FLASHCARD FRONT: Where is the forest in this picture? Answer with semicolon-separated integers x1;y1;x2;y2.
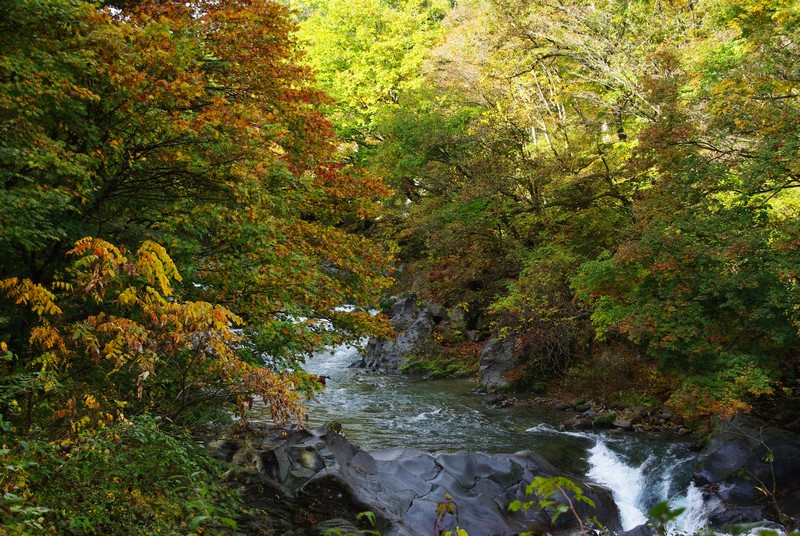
1;0;798;533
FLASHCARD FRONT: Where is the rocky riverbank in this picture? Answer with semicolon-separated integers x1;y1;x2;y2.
482;395;696;436
302;293;800;534
206;414;800;535
206;423;620;536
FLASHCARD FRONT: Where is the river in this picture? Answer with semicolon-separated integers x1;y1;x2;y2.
256;341;712;532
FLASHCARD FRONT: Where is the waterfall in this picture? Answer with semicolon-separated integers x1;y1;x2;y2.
587;440;650;529
585;436;711;533
671;482;715;535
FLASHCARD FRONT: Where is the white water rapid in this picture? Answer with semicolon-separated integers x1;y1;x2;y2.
585;437;711;532
587;440;650;528
521;424;712;533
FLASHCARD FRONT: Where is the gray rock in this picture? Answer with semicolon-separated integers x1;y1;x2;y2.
361;293;436;370
350;450;379;475
693;415;800;529
477;333;519;390
425;302;448;323
613;418;633;430
211;425;620;536
563;417;594;430
386;293;422;331
449;306;466;324
707;504;768;526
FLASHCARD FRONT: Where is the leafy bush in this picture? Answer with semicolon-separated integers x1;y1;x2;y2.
1;415;240;535
1;238;312;435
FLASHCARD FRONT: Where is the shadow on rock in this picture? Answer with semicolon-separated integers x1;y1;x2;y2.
206;423;620;535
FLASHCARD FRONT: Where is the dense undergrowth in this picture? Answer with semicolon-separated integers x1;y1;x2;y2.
1;415;240;535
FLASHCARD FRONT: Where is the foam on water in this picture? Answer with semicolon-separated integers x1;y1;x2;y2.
670;482;713;535
410;408;443;422
587;440;649;529
293;339;717;534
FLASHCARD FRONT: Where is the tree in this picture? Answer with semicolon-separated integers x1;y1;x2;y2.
355;0;800;417
572;0;800;417
1;238;314;430
360;0;679;379
0;0;393;373
293;0;450;147
1;0;396;531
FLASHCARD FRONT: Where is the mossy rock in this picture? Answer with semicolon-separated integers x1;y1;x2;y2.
593;412;617;428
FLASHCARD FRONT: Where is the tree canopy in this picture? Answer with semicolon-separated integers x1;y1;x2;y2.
1;0;393;421
2;0;800;530
294;0;800;419
1;0;392;530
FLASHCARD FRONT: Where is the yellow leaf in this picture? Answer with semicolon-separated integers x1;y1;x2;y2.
118;287;138;306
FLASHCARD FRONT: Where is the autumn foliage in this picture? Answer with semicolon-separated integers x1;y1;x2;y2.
1;0;392;419
1;0;391;531
297;0;800;420
3;238;315;432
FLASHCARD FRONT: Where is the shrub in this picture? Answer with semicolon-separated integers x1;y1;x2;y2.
1;415;240;535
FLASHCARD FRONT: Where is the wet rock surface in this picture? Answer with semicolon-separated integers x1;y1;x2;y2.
208;413;800;535
208;424;621;536
693;415;800;529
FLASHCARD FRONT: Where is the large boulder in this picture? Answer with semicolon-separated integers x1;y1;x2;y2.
208;424;620;536
359;293;436;370
692;415;800;529
478;332;522;391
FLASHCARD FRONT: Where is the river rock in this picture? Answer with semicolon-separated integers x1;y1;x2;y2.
208;424;621;535
477;332;521;390
358;293;435;370
613;418;633;430
692;415;800;529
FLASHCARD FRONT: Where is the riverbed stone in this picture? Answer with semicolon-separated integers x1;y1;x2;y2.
564;416;594;430
209;425;621;536
349;450;379;475
436;452;478;489
692;415;800;529
613;418;633;430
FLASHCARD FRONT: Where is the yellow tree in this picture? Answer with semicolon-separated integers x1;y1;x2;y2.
1;238;314;433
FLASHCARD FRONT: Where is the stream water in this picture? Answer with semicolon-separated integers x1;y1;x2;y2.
256;342;713;532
